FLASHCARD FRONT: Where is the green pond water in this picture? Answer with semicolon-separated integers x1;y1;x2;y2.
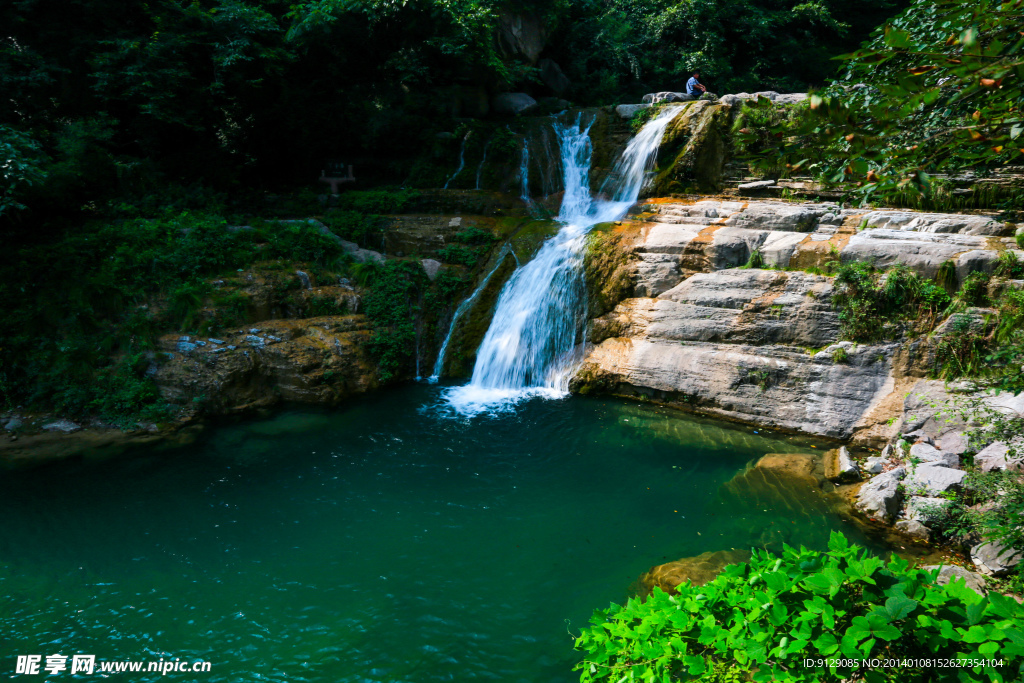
1;386;872;681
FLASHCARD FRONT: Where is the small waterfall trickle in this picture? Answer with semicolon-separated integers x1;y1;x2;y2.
475;140;490;190
443;132;470;190
428;244;514;383
443;106;683;415
519;140;533;208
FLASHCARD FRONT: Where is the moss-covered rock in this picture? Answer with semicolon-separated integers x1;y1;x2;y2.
649;101;732;195
582;222;638;319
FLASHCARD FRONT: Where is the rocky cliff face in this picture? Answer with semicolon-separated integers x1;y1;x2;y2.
573;197;1020;439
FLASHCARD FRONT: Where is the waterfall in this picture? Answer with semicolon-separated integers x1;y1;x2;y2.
475;140;490;190
443;106;683;415
443;132;470;190
519;139;533;208
428;244;514;382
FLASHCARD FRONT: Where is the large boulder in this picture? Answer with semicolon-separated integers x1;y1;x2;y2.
642;91;695;104
615;103;650;120
855;467;905;523
639;549;751;596
894;519;930;540
903;464;967;496
825;446;859;483
923;564;988;595
908;442;959;468
974;441;1023;472
495;12;547;64
491;92;538;116
971;541;1024;576
907;496;951;521
538;58;571;95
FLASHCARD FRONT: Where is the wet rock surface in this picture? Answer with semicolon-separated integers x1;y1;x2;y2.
639;549;751;596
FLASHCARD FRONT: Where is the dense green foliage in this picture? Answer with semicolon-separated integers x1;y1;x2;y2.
0;0;907;234
831;262;950;341
575;533;1024;682
0;212;355;422
760;0;1024;207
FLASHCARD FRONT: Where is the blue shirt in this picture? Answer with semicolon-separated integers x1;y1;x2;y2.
686;76;701;95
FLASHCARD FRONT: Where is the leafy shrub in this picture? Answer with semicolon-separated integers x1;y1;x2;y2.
322;210;383;246
363;260;428;382
832;263;950;341
437;244;481;267
575;533;1023;683
831;346;848;363
994;251;1024;280
936;314;989;380
743;249;765;269
453;226;495;246
333;189;418;214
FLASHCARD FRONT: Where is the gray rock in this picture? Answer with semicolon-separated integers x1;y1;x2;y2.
856;468;905;523
208;338;225;345
907;496;951;521
723;201;822;232
826;446;860;483
843;229;989;279
864;456;885;474
861;210;1009;236
538;58;571;95
955;249;1001;283
752;91;780;100
245;335;266;348
421;259;442;282
4;417;23;431
179;335;191;342
583;268;893;438
176;341;198;354
737;180;776;190
495;11;547;64
909;442;959;468
492;92;538;116
923;565;988;595
904;464;967;496
974;441;1023;472
971;541;1023;576
937;431;969;455
719;94;745;107
895;519;931;540
615;103;651;120
338;238;385;265
642;92;695;104
42;419;82;433
774;93;809;104
296;271;312;290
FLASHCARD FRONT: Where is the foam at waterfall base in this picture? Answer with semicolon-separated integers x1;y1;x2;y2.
441;384;570;417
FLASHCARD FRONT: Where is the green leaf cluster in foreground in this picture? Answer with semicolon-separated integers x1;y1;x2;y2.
575;533;1023;682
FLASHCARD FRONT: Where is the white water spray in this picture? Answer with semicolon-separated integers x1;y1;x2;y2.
443;106;683;415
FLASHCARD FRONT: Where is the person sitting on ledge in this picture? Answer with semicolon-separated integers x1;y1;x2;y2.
686;71;706;97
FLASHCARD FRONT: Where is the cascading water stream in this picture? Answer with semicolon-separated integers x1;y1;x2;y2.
475;140;490;190
519;139;533;209
443;106;683;415
428;244;514;382
443;132;470;190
